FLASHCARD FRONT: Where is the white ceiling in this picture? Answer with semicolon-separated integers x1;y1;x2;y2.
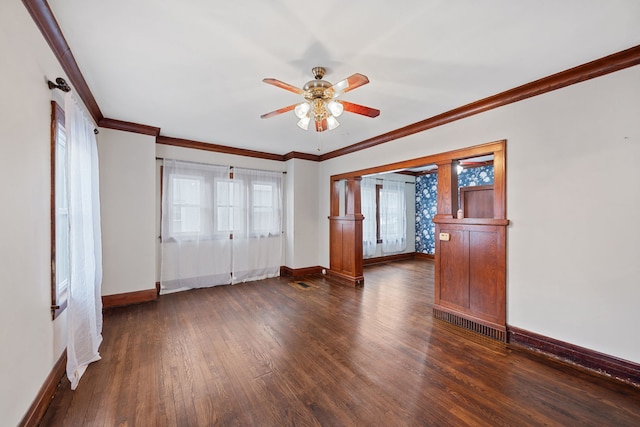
49;0;640;156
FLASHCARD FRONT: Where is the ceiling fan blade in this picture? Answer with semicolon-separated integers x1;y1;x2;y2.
262;78;304;95
315;118;328;132
341;101;380;118
260;104;297;119
331;73;369;96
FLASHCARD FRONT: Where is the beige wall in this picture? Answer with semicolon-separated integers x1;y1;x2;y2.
318;65;640;364
0;2;73;424
98;128;156;296
285;158;320;268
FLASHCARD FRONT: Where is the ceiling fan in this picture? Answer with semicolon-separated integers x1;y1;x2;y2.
260;66;380;132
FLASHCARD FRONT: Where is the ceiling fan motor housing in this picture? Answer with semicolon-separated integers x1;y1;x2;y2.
303;66;334;100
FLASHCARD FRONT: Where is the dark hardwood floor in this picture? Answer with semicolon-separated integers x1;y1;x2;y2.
41;259;640;426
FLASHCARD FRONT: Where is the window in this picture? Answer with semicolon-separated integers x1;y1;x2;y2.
215;179;244;234
361;177;407;256
379;180;407;253
171;175;204;235
162;163;282;241
252;182;277;235
380;187;402;240
51;101;68;319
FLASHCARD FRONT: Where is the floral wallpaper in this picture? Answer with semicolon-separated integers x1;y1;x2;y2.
457;165;494;188
415;165;494;254
415;173;438;255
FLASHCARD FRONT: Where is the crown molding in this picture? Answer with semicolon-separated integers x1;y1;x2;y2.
23;0;103;124
283;151;322;162
99;118;161;136
320;44;640;161
157;136;285;162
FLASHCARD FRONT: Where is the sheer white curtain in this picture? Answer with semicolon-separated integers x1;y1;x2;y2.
361;177;377;258
160;162;283;292
380;179;407;254
160;160;231;293
64;93;103;390
232;168;282;283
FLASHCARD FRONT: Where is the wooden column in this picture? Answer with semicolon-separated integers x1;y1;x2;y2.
328;177;364;287
434;160;459;221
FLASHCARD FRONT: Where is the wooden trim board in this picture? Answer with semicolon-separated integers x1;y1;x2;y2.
509;326;640;387
102;289;157;309
18;350;67;427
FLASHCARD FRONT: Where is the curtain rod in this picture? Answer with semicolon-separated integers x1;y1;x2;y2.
155;157;286;173
49;77;99;134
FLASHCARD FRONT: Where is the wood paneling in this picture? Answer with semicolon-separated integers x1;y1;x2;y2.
328;177;364;287
460;185;494;218
437;229;468;308
328;216;364;287
469;230;501;323
39;260;640;425
430;141;507;335
434;223;507;328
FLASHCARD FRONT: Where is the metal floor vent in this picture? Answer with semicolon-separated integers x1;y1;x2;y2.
433;307;506;342
288;281;314;291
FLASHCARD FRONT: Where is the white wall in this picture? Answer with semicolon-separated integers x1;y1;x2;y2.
318;65;640;364
285;158;320;268
0;2;73;425
98;129;156;295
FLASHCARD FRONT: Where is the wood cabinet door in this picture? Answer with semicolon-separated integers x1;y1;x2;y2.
434;223;506;326
460;185;493;218
437;228;469;310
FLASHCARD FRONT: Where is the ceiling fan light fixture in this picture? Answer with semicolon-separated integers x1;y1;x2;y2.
326;115;340;130
327;100;344;117
261;67;379;133
297;115;311;130
294;102;310;119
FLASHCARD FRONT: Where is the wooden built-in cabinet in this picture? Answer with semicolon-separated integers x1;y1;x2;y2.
432;144;508;341
433;219;508;338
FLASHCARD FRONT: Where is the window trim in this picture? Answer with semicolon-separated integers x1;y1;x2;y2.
51;101;67;320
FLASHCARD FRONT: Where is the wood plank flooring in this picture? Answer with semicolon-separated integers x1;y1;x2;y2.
41;259;640;426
